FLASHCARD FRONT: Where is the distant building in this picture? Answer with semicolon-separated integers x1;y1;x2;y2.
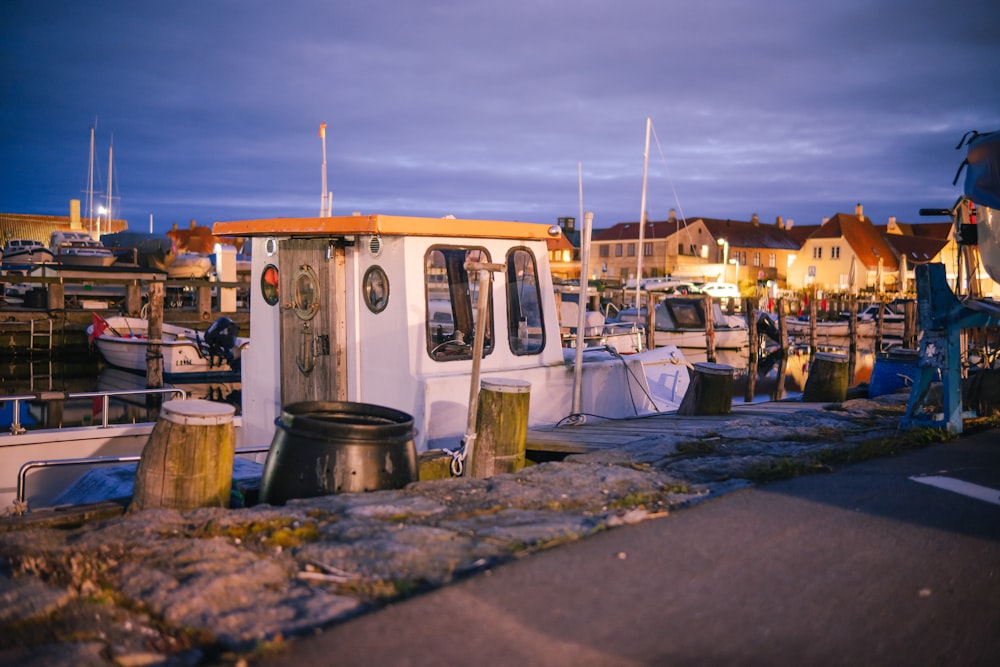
0;200;127;248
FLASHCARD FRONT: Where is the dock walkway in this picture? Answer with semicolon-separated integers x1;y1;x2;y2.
526;401;834;454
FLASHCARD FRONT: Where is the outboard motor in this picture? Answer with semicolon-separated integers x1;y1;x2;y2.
201;316;241;370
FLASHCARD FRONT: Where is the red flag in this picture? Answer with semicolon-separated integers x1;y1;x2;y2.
89;312;108;342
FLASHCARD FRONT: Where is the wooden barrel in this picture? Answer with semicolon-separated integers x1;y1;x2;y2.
130;399;236;512
469;378;531;478
677;362;734;416
803;352;849;402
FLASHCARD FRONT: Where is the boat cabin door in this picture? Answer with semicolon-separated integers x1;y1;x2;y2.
278;238;348;405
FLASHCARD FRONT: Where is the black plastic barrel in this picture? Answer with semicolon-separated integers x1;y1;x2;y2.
260;401;418;505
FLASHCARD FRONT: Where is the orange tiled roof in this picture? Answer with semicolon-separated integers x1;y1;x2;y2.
813;212;900;272
167;221;243;253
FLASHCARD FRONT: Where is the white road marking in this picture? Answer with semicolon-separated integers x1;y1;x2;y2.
910;475;1000;507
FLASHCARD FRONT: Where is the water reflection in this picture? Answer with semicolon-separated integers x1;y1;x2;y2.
1;359;240;432
682;337;877;403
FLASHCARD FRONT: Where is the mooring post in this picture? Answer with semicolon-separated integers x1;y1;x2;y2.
469;378;530;478
803;352;849;402
131;399;236;511
677;362;734;416
744;306;758;402
704;294;716;363
146;282;164;390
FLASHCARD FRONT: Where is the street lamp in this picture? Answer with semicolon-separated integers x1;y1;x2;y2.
716;238;729;281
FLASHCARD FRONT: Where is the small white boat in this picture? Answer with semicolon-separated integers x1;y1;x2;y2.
86;315;248;381
618;297;752;350
49;230;117;267
785;316;876;339
167;252;213;278
1;239;55;265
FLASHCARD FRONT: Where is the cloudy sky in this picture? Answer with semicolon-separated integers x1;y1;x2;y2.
3;1;999;235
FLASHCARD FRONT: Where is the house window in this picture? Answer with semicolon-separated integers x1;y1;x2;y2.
677;243;685;255
598;245;609;258
752;252;761;267
831;246;841;259
813;246;823;260
627;243;636;257
768;253;776;268
644;242;653;257
739;250;747;264
615;244;623;257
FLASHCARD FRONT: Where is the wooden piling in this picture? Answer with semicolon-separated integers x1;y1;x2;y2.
645;296;657;351
808;297;818;356
903;300;918;349
704;294;717;364
469;378;530;478
678;362;734;415
873;299;885;351
772;297;790;401
847;296;858;380
802;352;849;403
130;399;236;511
146;282;164;390
744;307;758;403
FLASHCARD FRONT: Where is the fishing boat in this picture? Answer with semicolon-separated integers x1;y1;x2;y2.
1;212;690;511
1;239;55;266
49;230;117;267
558;300;644;354
86;315;247;382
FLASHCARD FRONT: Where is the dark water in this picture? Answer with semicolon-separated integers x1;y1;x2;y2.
0;352;241;432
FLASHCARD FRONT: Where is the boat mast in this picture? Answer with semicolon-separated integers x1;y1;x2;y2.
634;117;651;309
103;137;114;239
87;126;96;235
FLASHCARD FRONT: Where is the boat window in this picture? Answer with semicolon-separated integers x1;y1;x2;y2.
506;247;544;355
425;246;494;362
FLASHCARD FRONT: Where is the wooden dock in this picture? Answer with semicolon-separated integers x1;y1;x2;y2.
526;401;831;454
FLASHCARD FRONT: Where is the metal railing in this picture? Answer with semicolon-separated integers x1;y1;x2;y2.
2;387;187;435
16;445;270;505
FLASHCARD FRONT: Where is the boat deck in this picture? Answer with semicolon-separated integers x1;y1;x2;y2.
526;401;831;454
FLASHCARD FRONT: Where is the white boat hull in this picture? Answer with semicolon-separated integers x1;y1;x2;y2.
88;316;246;380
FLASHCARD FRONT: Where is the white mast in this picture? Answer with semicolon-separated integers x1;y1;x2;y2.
86;125;96;235
103;137;113;239
634;117;651;309
319;123;330;217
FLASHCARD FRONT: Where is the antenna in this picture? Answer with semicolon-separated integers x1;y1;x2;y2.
319;123;330;217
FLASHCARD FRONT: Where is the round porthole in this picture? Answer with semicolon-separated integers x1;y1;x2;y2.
260;264;280;306
265;237;278;256
292;264;320;320
363;265;389;313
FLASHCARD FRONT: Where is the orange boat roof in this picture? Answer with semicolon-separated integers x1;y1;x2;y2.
213;214;560;241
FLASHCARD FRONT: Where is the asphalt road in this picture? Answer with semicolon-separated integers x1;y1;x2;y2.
256;428;1000;667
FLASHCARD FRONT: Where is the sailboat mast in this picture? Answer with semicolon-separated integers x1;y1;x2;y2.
634;117;651;309
87;126;95;235
103;138;113;239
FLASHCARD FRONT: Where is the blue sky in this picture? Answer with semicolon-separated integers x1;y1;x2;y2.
2;0;999;235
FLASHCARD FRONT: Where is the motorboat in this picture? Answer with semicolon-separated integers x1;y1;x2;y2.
1;239;55;265
86;314;247;382
49;230;117;267
167;252;213;278
558;300;644;354
617;296;753;350
100;230;177;271
784;315;876;339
